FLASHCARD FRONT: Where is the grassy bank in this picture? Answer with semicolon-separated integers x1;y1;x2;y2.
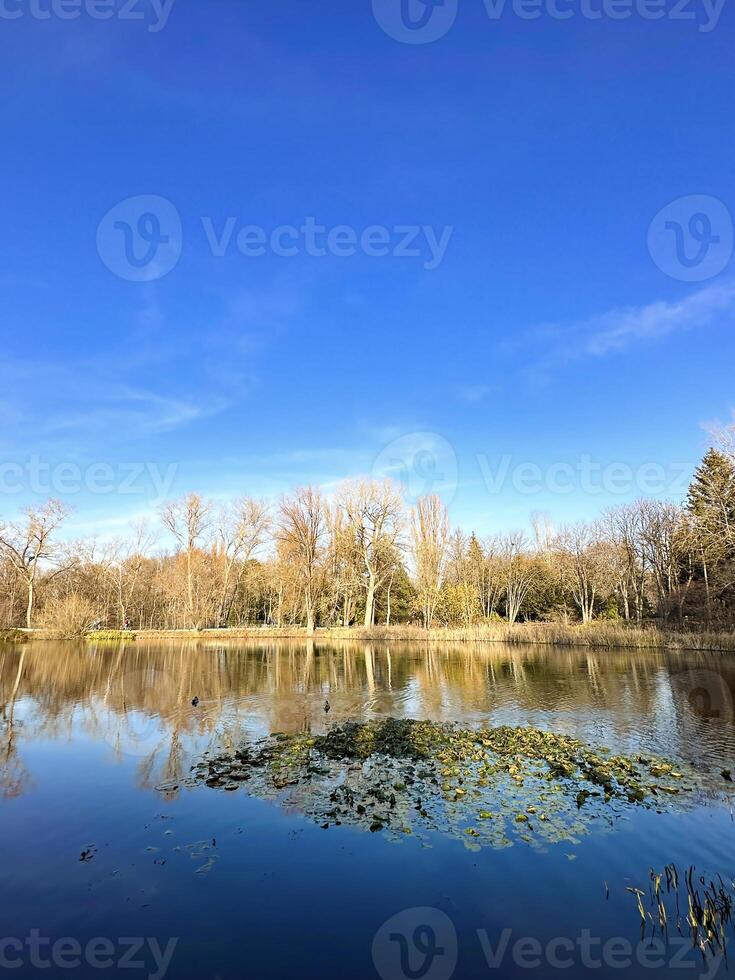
85;630;138;642
8;622;735;651
0;629;29;643
69;622;735;652
312;623;735;652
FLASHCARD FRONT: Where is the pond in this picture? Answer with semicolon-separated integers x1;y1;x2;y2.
1;639;734;979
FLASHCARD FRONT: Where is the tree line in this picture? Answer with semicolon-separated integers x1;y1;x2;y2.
1;442;734;634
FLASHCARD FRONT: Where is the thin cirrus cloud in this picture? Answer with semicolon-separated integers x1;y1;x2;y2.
457;384;495;403
0;359;226;451
584;280;735;356
518;279;735;383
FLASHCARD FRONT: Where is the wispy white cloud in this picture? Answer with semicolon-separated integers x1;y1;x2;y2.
39;385;221;438
516;279;735;384
457;383;495;403
0;358;227;454
584;281;735;356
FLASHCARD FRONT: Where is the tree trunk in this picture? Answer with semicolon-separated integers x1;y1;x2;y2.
25;575;34;629
218;560;233;627
305;589;315;635
702;554;711;628
186;547;195;628
364;574;376;628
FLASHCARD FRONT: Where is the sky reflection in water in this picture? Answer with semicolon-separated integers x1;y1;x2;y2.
1;640;735;980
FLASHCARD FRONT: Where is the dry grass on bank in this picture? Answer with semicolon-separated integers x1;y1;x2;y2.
72;621;735;653
305;623;735;652
8;622;735;652
0;629;28;642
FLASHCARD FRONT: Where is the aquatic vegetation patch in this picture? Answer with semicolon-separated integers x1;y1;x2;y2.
183;719;713;850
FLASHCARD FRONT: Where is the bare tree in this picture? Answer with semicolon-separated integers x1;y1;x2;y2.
326;504;363;627
161;494;211;628
481;535;506;619
276;487;326;635
499;533;536;625
103;522;158;628
556;522;613;624
531;511;555;555
4;441;735;632
411;495;450;627
215;498;270;626
602;504;647;623
638;500;688;624
0;500;73;628
337;479;404;627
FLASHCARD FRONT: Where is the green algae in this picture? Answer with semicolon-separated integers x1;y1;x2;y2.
189;718;711;850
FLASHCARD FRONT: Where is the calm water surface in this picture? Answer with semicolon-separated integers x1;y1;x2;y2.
2;639;735;979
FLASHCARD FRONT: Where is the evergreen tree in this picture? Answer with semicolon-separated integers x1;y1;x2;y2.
686;448;735;624
687;448;735;542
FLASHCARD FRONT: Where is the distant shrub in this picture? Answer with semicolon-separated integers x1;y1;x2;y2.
40;594;98;637
0;629;27;642
598;601;620;621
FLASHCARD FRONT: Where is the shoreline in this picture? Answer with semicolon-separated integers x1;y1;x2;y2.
6;622;735;653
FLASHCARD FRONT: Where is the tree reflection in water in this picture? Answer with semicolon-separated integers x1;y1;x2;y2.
1;639;734;798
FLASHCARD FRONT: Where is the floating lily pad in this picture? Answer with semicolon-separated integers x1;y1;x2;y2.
188;718;712;850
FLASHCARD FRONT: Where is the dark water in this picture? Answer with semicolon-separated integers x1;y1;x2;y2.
2;639;735;979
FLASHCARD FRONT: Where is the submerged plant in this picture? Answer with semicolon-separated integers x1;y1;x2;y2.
627;863;735;962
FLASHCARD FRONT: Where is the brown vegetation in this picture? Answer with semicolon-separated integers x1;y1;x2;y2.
1;441;734;641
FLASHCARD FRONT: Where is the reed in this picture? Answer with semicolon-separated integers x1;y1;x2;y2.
12;620;735;652
121;622;735;653
85;630;138;641
0;629;27;643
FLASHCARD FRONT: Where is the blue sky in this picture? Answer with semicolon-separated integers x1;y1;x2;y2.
1;0;734;539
